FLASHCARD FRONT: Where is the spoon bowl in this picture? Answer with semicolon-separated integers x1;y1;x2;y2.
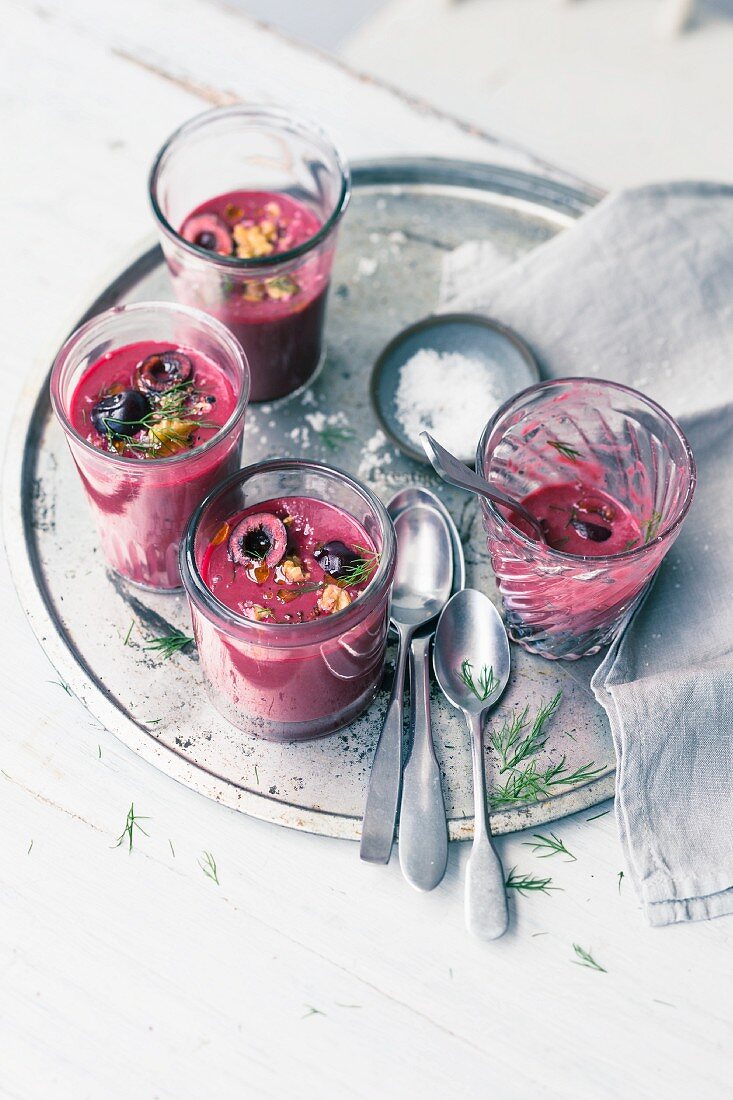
433;589;511;713
391;505;454;626
433;589;511;941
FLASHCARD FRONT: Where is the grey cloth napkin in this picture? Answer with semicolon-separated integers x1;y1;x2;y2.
441;181;733;926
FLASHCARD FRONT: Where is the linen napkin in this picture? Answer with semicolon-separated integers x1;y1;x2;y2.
441;181;733;925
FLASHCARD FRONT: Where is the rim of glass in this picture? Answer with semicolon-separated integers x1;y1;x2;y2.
148;104;352;270
50;301;250;468
476;375;697;563
181;458;396;642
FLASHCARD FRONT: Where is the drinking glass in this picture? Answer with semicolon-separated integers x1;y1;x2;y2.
149;105;350;402
180;460;396;741
476;377;696;659
50;301;250;591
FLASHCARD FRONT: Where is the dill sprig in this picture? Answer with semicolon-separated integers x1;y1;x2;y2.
492;691;561;773
113;802;149;852
617;871;624;893
336;546;380;587
144;630;194;659
314;425;355;451
643;509;663;543
123;620;135;646
505;868;559;895
199;851;219;885
491;756;605;808
548;439;582;461
523;832;576;861
459;660;500;702
572;944;607;972
99;381;218;457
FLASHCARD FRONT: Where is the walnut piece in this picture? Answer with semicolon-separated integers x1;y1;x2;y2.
233;221;277;259
318;583;352;614
281;557;307;583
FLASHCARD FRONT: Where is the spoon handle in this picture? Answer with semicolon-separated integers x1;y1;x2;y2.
464;710;509;941
360;625;410;864
420;431;545;541
398;634;448;891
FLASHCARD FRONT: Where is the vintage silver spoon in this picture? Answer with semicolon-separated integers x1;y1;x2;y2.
360;503;454;867
433;589;511;940
420;430;546;543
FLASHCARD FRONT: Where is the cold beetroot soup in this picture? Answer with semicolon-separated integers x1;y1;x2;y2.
180;462;396;742
51;302;249;591
176;190;328;402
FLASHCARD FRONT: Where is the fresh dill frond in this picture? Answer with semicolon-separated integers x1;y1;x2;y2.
491;756;605;808
494;692;561;773
505;868;559;895
586;808;612;822
617;871;624;893
113;802;149;852
572;944;607;972
459;660;500;702
144;630;194;659
643;509;663;543
314;425;355;451
548;439;582;461
47;679;72;696
337;547;380;587
199;850;219;885
523;832;576;861
123;620;135;646
302;1005;326;1019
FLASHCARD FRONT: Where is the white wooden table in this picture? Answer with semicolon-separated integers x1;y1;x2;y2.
2;3;731;1097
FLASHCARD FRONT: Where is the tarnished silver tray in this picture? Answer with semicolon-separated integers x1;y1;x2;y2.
4;158;614;839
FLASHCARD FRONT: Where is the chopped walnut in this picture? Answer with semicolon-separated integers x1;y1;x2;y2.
241;280;266;302
266;275;299;301
233;220;278;259
243;604;271;622
150;418;197;456
318;583;352;614
281;556;307;583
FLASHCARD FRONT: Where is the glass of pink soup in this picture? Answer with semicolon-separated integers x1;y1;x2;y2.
180;461;396;741
51;301;250;591
149;105;350;403
476;378;695;660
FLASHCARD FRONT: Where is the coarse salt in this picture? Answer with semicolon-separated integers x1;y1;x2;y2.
394;348;502;462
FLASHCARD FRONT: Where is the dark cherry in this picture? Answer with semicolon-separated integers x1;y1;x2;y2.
91;389;151;439
180;212;233;256
314;539;359;579
135;349;193;394
570;517;613;542
228;513;288;568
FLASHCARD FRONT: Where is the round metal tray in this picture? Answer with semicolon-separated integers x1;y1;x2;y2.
4;158;614;840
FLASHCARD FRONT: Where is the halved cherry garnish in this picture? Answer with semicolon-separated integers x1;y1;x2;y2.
228;513;288;568
135;350;193;395
180;212;233;256
313;540;359;580
570;517;613;542
91;389;150;439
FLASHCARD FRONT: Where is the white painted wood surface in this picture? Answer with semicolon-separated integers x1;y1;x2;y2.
1;2;731;1097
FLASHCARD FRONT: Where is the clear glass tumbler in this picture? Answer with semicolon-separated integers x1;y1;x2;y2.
476;378;696;659
149;105;350;403
180;460;396;741
51;301;250;591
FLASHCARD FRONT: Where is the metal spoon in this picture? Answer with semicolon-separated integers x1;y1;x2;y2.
420;431;546;543
433;589;511;940
386;486;466;596
360;503;454;867
387;493;460;891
